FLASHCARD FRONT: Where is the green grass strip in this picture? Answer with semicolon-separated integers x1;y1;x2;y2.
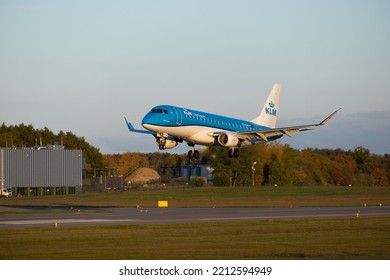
1;217;389;260
1;186;390;208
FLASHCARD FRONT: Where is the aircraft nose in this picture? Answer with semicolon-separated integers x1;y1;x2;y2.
141;117;150;131
141;114;150;125
141;114;154;127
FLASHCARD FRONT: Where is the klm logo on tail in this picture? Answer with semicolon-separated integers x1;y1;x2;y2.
265;101;277;116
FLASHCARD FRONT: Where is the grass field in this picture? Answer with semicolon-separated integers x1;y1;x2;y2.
1;218;389;260
1;186;389;260
1;185;389;208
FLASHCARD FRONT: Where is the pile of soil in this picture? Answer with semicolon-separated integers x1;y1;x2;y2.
126;168;161;185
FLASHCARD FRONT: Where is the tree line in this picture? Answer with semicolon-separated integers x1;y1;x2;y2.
206;144;389;187
2;123;388;186
103;144;389;187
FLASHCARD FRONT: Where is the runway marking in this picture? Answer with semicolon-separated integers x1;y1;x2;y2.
1;206;389;228
0;219;138;225
199;212;390;221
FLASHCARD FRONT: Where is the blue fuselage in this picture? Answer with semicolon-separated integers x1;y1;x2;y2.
141;105;281;146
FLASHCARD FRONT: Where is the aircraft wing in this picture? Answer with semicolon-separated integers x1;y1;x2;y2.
236;108;341;142
124;117;155;135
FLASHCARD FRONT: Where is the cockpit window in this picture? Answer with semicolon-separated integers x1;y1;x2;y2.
151;108;169;114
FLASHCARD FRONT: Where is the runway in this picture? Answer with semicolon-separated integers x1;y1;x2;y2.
1;206;390;229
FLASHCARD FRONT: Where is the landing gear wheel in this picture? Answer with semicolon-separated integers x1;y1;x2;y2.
187;149;200;159
228;149;240;158
157;137;166;150
193;150;200;159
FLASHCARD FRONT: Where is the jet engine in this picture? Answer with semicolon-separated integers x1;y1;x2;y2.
217;133;239;147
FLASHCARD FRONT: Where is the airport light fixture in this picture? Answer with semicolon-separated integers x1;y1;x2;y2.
251;161;257;186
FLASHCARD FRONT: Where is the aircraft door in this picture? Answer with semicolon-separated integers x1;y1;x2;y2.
174;107;182;125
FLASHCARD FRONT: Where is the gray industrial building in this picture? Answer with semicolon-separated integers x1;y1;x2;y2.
0;146;83;196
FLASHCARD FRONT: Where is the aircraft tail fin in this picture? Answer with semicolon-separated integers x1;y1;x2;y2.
251;83;281;128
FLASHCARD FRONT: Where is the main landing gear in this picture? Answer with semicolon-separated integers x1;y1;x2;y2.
228;148;240;158
187;146;200;159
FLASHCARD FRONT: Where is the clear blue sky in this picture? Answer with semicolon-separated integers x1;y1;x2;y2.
1;0;389;154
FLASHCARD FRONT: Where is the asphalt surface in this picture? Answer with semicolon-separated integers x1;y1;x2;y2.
1;206;390;229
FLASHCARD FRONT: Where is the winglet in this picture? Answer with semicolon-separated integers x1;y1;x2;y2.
124;116;133;131
124;116;139;132
124;116;154;134
318;108;341;126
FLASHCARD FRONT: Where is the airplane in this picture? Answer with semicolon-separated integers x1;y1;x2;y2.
125;84;341;159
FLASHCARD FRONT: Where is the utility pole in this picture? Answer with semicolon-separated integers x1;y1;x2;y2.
251;161;257;187
1;149;4;191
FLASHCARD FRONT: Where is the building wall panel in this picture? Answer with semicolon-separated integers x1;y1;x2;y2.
1;149;82;189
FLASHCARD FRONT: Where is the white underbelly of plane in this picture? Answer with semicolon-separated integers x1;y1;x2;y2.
143;124;219;145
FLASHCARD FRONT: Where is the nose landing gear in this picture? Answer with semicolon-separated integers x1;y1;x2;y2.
157;137;166;150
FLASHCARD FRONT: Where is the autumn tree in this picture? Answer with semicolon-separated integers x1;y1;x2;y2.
328;154;356;186
103;153;149;176
372;167;389;186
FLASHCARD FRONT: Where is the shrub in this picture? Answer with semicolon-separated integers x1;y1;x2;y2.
190;176;207;187
212;172;231;187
